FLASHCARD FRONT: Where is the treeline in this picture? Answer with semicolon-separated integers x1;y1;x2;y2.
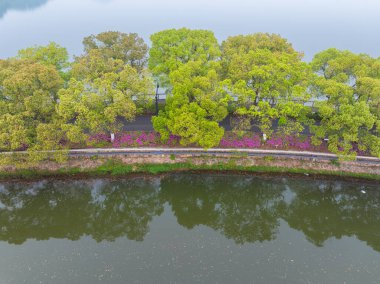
0;28;379;160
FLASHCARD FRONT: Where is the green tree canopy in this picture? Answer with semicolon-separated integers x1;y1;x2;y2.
82;31;148;72
221;33;298;78
72;31;149;81
221;34;312;137
58;65;154;144
311;49;380;157
62;31;154;143
153;61;229;148
71;49;125;81
150;28;228;148
17;42;70;79
0;59;63;151
149;28;221;88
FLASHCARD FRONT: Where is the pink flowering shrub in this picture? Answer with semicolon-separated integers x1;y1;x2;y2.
113;132;159;147
113;132;161;147
266;135;322;151
85;131;368;155
284;136;313;150
219;133;329;152
219;133;261;148
87;131;181;148
266;137;283;148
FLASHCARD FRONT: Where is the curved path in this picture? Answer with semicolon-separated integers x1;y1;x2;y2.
67;147;380;164
2;147;379;164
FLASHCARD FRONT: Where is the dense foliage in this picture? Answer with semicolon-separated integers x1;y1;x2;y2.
221;34;313;138
0;29;379;160
0;59;63;150
310;48;380;157
150;28;228;148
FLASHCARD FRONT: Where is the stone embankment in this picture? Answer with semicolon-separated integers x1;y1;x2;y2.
2;148;377;178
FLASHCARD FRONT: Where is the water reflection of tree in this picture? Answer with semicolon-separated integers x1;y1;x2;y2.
89;178;163;241
283;180;380;251
0;178;163;244
161;174;287;244
0;175;379;252
0;0;49;19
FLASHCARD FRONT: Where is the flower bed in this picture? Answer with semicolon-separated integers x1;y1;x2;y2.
82;131;374;156
87;131;181;148
219;132;328;152
85;131;334;152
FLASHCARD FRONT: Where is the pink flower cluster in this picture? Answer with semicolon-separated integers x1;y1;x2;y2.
219;134;261;148
86;131;369;155
88;132;182;148
219;133;324;151
113;132;159;147
265;136;320;151
166;134;181;146
283;136;313;150
266;137;283;148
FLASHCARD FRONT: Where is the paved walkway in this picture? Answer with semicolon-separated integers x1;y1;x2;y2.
67;147;380;164
3;147;379;164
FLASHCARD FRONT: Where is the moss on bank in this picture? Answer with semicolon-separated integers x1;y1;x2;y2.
0;160;378;182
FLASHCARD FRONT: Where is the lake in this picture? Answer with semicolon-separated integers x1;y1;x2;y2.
0;173;379;283
1;0;380;61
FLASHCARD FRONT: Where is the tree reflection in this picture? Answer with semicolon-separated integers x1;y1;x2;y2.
161;174;287;244
0;177;163;244
0;0;49;19
0;174;379;252
283;180;380;251
88;178;163;242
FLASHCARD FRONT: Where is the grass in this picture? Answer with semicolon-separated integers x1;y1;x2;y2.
96;160;133;176
263;156;274;161
329;159;341;167
0;160;378;181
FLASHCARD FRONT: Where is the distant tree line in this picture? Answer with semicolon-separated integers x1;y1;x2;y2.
0;29;379;160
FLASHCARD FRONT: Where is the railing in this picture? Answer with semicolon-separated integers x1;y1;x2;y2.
137;93;320;107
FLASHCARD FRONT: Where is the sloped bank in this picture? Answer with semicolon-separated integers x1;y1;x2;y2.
0;149;379;181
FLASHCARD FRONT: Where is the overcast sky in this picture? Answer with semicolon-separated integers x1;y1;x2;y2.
1;0;379;61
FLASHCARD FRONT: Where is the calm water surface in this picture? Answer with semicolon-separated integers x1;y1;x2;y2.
0;173;379;283
1;0;380;60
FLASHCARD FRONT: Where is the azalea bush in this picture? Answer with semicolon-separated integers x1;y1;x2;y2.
219;133;261;148
219;133;323;151
87;131;181;148
83;130;371;156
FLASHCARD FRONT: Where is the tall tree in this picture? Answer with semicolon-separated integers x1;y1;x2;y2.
63;32;154;143
311;49;380;157
58;66;153;144
0;59;63;151
221;34;312;138
153;61;230;148
150;29;228;148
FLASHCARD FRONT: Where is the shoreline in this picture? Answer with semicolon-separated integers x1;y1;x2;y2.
0;158;379;183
